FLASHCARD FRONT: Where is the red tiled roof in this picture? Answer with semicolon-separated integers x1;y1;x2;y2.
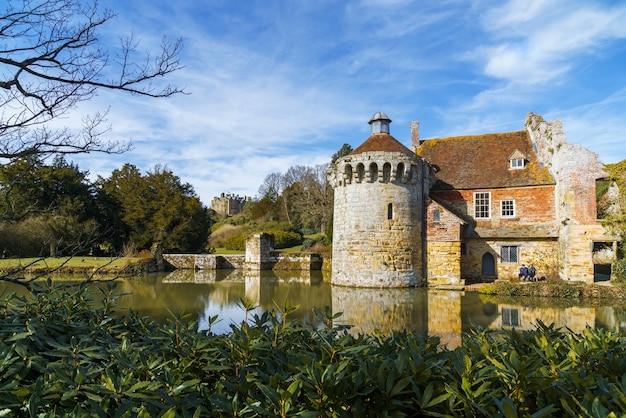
416;130;554;190
350;133;414;156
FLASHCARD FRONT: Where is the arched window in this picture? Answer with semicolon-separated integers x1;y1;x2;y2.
481;253;496;276
344;164;353;184
368;162;378;183
387;203;393;220
396;163;405;183
382;162;391;182
355;163;365;183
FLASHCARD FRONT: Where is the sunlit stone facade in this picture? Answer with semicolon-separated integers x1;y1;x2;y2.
328;113;430;287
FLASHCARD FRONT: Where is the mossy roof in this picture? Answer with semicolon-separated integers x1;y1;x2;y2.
416;130;555;190
350;133;415;156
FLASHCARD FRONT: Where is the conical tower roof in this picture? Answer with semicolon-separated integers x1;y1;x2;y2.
350;112;414;156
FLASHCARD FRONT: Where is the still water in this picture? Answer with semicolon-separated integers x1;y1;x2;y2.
2;269;625;348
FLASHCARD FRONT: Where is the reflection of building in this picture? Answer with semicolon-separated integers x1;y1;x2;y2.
328;112;619;287
211;193;249;216
492;304;596;333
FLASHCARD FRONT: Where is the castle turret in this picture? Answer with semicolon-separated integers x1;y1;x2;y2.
327;112;428;287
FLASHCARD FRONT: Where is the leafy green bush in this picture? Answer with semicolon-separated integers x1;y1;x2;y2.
301;234;330;251
2;282;626;417
265;230;302;249
614;257;626;284
301;238;316;251
223;233;246;251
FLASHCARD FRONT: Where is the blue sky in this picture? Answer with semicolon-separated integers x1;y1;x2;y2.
67;0;626;205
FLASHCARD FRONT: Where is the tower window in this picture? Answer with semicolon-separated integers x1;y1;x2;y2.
387;203;393;220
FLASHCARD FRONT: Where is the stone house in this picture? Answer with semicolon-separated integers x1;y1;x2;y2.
328;112;618;287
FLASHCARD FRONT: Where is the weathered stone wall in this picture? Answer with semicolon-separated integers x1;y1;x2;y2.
462;239;558;281
560;224;610;282
162;254;245;270
526;113;616;282
426;241;462;285
425;199;463;284
329;151;427;287
245;233;274;270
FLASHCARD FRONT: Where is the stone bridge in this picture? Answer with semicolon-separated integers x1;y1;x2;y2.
160;233;322;271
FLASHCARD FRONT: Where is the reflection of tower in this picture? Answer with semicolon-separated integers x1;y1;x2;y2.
328;112;428;287
427;291;462;349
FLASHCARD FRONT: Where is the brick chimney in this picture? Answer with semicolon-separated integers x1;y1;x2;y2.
410;120;420;149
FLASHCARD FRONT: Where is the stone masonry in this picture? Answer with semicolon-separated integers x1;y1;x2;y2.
328;112;431;287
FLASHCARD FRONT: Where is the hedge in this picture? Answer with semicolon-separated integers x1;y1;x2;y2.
1;281;625;416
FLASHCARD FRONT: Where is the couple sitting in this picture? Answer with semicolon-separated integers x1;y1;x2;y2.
519;264;536;281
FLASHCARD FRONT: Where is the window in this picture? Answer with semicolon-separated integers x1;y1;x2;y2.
474;192;491;219
433;209;440;222
387;203;393;220
501;199;515;218
502;308;520;326
501;245;519;263
510;158;525;169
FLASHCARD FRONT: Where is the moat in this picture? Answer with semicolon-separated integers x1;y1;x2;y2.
2;269;624;348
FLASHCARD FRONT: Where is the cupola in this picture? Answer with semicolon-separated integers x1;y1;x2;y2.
368;111;391;134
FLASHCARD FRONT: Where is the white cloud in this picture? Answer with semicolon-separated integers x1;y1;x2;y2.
476;1;626;84
51;0;626;205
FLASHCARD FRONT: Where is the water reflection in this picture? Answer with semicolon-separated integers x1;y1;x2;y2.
1;269;624;348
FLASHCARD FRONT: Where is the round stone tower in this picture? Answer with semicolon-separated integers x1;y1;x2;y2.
328;112;428;287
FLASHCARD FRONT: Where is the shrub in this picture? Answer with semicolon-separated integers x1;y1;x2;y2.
614;257;626;284
223;233;246;251
209;224;251;248
2;283;626;417
301;238;315;251
301;235;330;252
266;230;302;249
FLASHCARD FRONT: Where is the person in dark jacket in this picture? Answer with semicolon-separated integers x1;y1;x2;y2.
528;264;536;282
519;264;529;281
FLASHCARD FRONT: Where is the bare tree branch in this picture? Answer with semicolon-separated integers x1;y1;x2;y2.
0;0;184;160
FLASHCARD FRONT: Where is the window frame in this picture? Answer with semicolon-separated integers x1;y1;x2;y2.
474;192;491;219
510;158;525;169
500;245;519;263
501;199;515;218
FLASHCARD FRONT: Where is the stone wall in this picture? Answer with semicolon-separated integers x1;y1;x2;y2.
526;113;616;282
462;239;558;281
329;151;427;287
245;233;274;270
426;241;462;285
162;254;245;270
425;199;463;284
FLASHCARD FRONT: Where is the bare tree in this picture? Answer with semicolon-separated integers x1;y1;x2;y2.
0;0;184;160
258;172;283;201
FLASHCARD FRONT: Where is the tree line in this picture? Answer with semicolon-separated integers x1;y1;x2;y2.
0;156;210;257
209;144;353;252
